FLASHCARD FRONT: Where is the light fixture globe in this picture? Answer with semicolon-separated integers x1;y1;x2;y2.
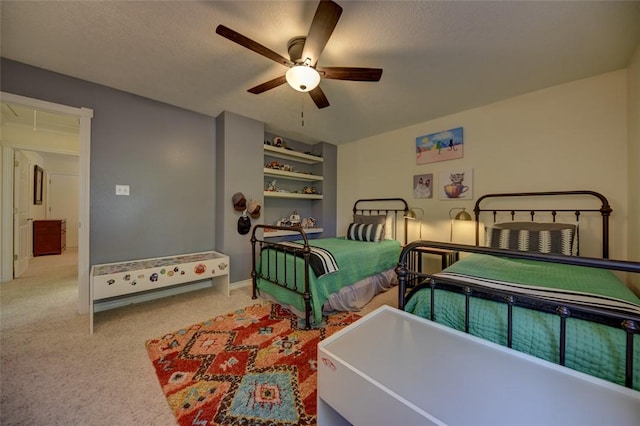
285;64;321;92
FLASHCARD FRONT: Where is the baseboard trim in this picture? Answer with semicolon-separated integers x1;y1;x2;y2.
93;278;252;313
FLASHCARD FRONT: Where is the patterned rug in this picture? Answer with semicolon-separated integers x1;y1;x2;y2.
145;301;360;425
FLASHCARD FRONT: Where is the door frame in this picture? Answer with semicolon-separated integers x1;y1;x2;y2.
0;92;93;314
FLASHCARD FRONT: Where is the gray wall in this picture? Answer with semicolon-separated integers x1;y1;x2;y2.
318;142;337;237
1;59;217;265
215;111;264;282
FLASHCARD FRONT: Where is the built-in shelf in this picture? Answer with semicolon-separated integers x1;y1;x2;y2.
263;228;324;238
264;168;323;182
264;191;323;200
264;145;323;164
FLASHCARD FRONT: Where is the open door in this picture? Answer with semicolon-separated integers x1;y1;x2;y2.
13;150;31;277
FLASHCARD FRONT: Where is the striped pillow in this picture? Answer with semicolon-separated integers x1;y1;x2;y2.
346;223;384;242
484;226;575;256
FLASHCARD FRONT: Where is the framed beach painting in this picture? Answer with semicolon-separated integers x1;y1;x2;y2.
439;168;473;200
416;127;463;165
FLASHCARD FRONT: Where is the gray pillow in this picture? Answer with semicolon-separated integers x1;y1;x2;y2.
485;224;576;256
353;214;386;226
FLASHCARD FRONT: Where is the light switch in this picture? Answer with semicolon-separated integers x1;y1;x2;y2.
115;185;130;196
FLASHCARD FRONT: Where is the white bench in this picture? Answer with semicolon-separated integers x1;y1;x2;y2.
318;306;640;426
90;250;229;334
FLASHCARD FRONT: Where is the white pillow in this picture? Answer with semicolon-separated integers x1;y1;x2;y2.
384;214;395;240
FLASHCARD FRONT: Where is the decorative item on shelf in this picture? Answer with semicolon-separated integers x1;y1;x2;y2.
266;180;277;191
289;211;301;225
404;207;425;239
273;136;286;148
449;207;472;242
303;186;318;194
304;150;322;158
265;161;296;172
301;217;317;229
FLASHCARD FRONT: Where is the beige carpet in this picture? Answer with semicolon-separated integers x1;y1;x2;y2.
0;249;396;425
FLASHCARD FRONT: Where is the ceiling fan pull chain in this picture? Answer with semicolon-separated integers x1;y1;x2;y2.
301;96;305;127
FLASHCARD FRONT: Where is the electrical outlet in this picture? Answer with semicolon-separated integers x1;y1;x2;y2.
115;185;130;196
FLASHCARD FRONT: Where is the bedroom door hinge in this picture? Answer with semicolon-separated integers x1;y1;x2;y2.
14;160;19;167
14;254;18;261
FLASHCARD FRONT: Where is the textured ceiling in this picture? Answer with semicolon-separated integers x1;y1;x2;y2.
1;1;639;145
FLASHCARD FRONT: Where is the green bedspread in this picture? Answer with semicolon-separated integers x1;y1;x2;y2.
257;237;401;324
404;254;640;389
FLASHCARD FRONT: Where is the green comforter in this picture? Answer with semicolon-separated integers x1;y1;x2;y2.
257;237;401;324
405;254;640;389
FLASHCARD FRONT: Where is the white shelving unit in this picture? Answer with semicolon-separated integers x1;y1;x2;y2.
263;167;323;182
264;144;323;164
264;191;323;200
263;144;325;235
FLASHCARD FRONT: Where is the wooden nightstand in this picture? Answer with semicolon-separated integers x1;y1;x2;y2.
410;246;459;272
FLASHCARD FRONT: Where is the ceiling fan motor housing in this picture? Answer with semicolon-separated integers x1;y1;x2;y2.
287;37;306;62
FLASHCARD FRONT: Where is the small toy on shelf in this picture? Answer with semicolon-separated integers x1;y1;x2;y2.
289;211;301;225
301;217;317;229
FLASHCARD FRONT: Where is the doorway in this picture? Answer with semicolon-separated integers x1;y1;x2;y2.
0;92;93;314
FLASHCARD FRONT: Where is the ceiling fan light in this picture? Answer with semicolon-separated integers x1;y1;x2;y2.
285;65;320;92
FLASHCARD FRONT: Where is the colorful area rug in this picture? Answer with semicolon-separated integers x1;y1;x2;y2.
145;301;360;425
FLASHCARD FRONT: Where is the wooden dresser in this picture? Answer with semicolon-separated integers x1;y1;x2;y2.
33;219;66;256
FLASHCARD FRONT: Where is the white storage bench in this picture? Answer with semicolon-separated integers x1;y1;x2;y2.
318;306;640;426
90;250;229;334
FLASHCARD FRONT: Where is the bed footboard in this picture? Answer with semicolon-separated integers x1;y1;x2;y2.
396;241;640;389
250;224;313;327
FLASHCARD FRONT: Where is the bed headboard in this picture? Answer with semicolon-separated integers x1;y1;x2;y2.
352;198;410;245
473;190;612;258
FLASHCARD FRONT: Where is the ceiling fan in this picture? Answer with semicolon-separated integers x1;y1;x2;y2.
215;0;382;109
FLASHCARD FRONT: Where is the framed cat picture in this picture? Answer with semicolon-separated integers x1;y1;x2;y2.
439;168;473;200
413;173;433;199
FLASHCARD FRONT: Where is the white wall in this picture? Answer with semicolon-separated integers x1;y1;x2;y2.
44;153;79;247
18;150;47;221
2;123;79;154
338;70;629;262
627;44;640;288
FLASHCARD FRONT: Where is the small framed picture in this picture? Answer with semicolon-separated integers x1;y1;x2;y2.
439;168;473;200
34;165;44;205
413;173;433;199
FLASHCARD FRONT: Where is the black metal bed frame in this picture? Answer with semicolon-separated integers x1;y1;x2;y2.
473;190;613;257
251;198;409;329
396;190;640;388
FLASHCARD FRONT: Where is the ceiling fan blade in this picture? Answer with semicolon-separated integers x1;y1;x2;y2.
309;86;330;109
301;0;343;66
317;67;383;81
216;25;293;67
248;75;288;94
